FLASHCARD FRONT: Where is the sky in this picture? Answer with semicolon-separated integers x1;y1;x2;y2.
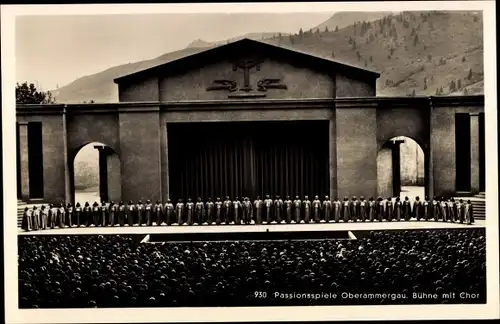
15;13;333;91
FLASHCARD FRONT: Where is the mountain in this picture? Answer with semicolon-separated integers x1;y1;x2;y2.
51;11;483;103
186;32;286;48
312;11;396;32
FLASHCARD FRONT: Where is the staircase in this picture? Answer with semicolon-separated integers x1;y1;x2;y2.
17;199;26;228
453;192;485;220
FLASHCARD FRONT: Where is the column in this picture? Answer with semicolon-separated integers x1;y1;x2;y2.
94;145;109;202
19;122;30;201
391;139;404;197
160;122;169;203
470;113;480;194
329;114;337;199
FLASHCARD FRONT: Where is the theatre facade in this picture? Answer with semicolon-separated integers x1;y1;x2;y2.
16;39;485;205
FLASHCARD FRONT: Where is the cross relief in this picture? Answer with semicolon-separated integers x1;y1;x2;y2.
206;59;287;95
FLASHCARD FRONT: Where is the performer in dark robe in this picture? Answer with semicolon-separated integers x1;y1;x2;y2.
333;197;341;223
108;201;117;227
243;197;252;225
74;203;82;227
439;198;448;222
322;196;332;223
58;203;66;228
341;197;351;222
164;199;174;225
214;198;223;225
137;201;145;226
284;196;293;224
264;195;273;224
118;201;126;226
274;195;284;224
350;196;359;222
233;197;243;224
223;197;232;224
376;197;385;222
186;198;195;225
144;200;153;226
66;203;74;227
206;198;215;225
447;198;455;223
100;202;108;227
402;197;411;221
293;196;302;223
91;202;100;226
154;201;163;226
127;201;136;226
195;197;204;225
303;196;312;223
432;197;440;221
358;196;367;222
385;197;393;221
40;205;48;230
175;199;185;225
422;197;430;221
22;207;31;231
466;200;474;224
253;196;263;225
457;199;464;223
312;196;321;223
413;196;422;221
394;197;402;221
368;197;376;222
83;202;91;227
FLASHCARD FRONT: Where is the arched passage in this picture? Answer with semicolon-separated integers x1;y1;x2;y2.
71;142;122;205
377;136;427;199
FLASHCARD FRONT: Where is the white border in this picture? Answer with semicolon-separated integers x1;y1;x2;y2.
2;2;498;323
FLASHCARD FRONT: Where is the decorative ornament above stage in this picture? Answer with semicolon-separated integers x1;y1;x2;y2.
206;59;287;98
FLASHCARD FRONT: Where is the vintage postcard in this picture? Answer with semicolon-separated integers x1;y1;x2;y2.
2;1;498;323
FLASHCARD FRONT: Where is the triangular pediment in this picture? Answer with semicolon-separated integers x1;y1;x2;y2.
115;39;380;102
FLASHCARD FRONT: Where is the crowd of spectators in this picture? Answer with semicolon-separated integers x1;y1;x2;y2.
18;228;486;308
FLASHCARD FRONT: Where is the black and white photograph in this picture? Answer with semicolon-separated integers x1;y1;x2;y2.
2;1;499;323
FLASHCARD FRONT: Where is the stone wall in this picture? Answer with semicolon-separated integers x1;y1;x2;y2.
159;58;335;101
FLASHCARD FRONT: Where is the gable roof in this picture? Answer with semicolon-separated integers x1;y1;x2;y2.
113;38;380;84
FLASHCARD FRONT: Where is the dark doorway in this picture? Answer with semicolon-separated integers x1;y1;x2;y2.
16;122;21;199
27;122;43;199
455;113;471;191
479;112;485;192
168;121;329;201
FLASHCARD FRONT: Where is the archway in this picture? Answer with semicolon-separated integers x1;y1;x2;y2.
377;136;426;200
71;142;122;205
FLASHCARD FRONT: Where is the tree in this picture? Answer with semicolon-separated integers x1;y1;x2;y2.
449;80;456;92
413;34;419;47
467;68;473;80
299;28;303;37
325;26;329;33
462;56;466;62
289;34;295;44
457;79;462;89
16;82;56;104
412;89;416;96
335;25;339;32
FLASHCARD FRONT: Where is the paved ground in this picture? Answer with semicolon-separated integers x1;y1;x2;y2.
18;219;485;235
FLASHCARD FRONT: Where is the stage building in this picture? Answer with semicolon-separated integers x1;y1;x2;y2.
15;39;485;205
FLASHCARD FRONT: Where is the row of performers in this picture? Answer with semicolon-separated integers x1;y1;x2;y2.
22;195;475;231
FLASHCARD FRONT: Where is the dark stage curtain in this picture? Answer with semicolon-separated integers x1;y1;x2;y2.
168;121;329;202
